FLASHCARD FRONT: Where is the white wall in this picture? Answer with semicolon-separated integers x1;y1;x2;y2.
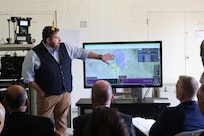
1;0;204;110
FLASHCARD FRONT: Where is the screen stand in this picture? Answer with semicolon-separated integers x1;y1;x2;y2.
131;88;143;100
112;88;116;95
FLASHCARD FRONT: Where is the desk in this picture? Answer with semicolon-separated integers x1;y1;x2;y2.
76;98;170;119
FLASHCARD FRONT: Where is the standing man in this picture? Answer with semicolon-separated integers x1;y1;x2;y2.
22;26;114;136
200;40;204;84
200;40;204;67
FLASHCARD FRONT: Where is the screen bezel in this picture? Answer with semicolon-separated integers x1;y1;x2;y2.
83;41;163;89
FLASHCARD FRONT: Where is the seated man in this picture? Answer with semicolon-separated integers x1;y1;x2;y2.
149;75;204;136
1;85;56;136
196;84;204;136
73;80;136;136
197;84;204;115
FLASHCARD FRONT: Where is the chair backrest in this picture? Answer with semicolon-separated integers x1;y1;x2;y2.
174;129;204;136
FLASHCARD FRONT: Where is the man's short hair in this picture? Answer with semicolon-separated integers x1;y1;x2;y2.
179;75;198;98
42;26;59;41
92;80;112;104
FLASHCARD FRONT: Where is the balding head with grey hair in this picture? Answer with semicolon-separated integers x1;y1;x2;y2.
91;80;114;108
5;85;28;113
176;75;198;102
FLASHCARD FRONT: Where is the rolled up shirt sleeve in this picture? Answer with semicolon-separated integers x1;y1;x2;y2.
64;43;90;61
22;50;40;84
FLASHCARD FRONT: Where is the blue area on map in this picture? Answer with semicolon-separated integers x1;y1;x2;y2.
112;49;125;68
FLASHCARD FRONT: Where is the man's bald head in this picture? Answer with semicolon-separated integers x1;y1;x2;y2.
91;80;114;107
5;85;28;112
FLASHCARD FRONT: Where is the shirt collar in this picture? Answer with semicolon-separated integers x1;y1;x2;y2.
95;105;110;108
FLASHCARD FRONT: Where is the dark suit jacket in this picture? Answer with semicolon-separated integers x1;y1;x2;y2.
149;101;204;136
73;111;136;136
1;112;56;136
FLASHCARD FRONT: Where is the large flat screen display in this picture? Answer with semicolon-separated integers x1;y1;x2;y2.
83;41;162;88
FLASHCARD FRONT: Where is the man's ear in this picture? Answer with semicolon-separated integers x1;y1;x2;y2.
111;94;114;101
178;90;185;100
91;95;95;107
46;37;51;43
24;99;29;107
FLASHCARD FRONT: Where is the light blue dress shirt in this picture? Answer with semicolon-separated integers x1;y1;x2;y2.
22;42;89;84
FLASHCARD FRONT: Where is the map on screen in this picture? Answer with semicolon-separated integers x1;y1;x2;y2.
85;49;158;78
83;41;162;88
